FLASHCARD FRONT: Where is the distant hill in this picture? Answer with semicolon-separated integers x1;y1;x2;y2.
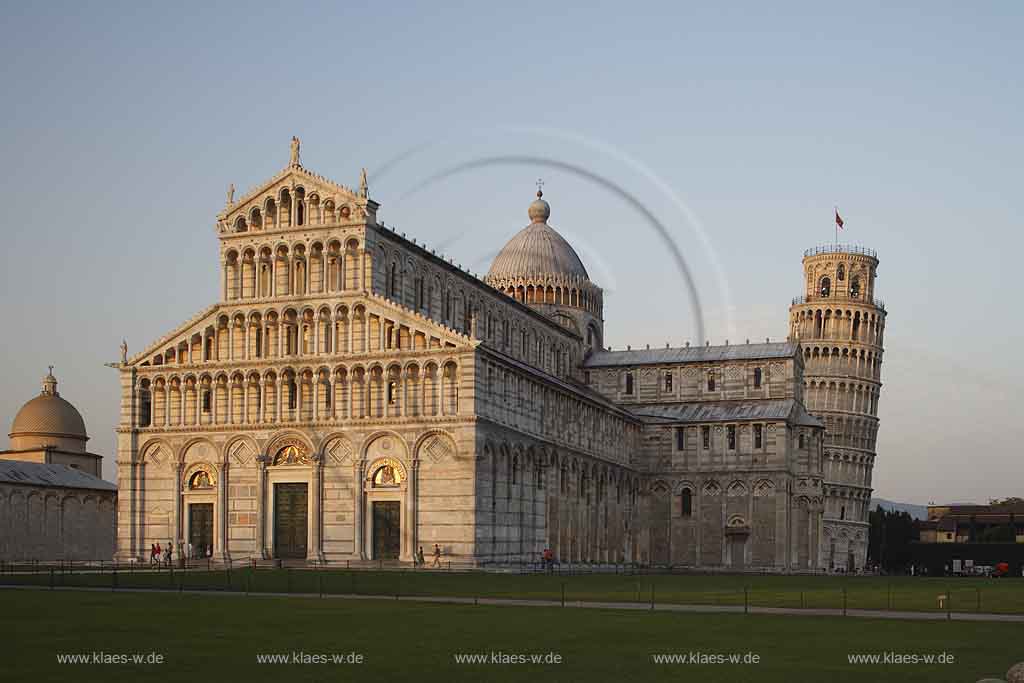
870;498;928;520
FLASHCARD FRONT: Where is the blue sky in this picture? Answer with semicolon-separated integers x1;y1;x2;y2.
0;2;1020;503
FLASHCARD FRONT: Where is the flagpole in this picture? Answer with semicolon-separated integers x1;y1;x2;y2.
834;205;839;246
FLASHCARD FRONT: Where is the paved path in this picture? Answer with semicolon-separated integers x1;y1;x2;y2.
4;583;1022;623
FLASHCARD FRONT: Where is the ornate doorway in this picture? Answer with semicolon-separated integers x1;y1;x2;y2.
274;483;308;559
372;501;401;560
188;503;213;558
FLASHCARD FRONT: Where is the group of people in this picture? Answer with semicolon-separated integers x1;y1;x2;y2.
149;542;172;567
412;544;443;568
148;542;213;567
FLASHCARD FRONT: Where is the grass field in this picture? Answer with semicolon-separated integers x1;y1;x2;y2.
2;589;1018;682
4;566;1023;614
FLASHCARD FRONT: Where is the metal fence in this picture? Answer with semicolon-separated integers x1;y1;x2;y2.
1;560;1020;618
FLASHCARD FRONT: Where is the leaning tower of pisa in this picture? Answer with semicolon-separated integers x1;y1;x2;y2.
788;244;886;571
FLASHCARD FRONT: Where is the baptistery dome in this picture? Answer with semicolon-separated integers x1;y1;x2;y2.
9;370;88;452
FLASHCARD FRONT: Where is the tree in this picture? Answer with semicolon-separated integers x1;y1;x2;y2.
868;506;917;572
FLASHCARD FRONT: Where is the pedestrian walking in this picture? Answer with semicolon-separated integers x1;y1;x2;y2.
416;546;425;568
431;544;441;568
165;541;173;567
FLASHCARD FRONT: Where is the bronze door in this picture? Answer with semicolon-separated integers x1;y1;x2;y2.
189;503;213;557
274;483;308;559
372;501;401;560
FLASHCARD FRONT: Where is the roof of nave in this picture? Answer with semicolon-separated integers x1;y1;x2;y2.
629;398;823;427
0;461;116;492
584;342;798;368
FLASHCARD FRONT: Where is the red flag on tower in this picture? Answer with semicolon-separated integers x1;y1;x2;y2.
835;208;844;229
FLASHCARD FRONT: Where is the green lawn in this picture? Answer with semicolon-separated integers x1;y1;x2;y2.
5;567;1023;614
1;589;1018;682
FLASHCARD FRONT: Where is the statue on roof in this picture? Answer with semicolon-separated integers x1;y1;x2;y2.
359;167;369;198
290;136;301;166
227;183;235;205
120;339;128;364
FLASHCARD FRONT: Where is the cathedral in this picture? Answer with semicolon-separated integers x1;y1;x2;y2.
115;140;885;570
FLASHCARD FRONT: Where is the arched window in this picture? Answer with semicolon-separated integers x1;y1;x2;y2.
850;276;861;297
837;264;845;281
819;276;831;297
681;489;692;517
753;367;762;388
706;371;716;392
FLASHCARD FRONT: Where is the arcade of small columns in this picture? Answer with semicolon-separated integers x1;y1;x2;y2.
486;273;604;318
822;480;873;522
219;229;587;380
477;439;642;563
134;357;461;430
789;306;886;349
223;238;366;302
225;184;363;235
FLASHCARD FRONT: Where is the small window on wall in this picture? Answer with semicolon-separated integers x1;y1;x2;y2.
837;264;845;281
584;371;591;385
727;425;736;450
754;424;763;449
664;373;673;391
840;505;846;520
675;427;685;451
702;426;710;449
798;433;806;449
706;371;715;392
819;276;831;297
681;489;692;517
624;372;634;395
202;390;212;413
850;276;861;297
387;381;398;405
753;367;762;388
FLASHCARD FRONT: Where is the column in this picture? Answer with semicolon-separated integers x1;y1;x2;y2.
219;461;230;563
310;454;324;562
410;459;420;563
255;455;269;559
173;462;183;559
354;461;366;559
313;380;320;421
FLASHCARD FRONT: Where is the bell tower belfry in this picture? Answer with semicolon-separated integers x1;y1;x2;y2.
788;244;887;572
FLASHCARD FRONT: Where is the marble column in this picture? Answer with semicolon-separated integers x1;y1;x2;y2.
255;455;269;559
219;461;230;563
410;459;420;562
172;462;184;553
354;460;366;559
310;454;324;562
